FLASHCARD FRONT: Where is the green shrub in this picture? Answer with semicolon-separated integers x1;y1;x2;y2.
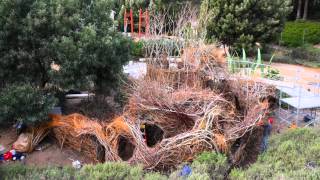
192;151;229;180
0;164;76;180
77;162;144;180
230;128;320;180
1;162;144;180
0;84;57;126
144;172;168;180
131;41;145;58
282;21;320;47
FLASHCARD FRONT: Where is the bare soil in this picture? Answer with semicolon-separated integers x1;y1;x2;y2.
272;63;320;83
314;44;320;49
0;128;94;167
271;63;320;94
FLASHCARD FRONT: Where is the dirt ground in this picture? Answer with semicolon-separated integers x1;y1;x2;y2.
314;44;320;49
272;63;320;87
272;63;320;82
0;128;94;167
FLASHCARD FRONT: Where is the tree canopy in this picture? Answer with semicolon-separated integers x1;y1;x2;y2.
0;0;131;93
0;84;57;126
0;0;132;126
202;0;292;51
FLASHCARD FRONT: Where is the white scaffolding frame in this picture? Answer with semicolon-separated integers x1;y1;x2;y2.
227;60;320;127
276;69;320;127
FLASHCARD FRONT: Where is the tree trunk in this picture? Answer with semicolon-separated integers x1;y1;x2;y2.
296;0;302;19
303;0;309;20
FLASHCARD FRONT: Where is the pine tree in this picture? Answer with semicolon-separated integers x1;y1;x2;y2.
202;0;292;51
0;0;131;93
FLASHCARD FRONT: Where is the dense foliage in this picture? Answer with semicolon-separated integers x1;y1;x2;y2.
0;84;57;126
0;0;131;92
201;0;292;51
231;128;320;179
281;21;320;47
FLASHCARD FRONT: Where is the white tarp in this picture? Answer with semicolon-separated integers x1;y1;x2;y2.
281;96;320;109
123;61;147;79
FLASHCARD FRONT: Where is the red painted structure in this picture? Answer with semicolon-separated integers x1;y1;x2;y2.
124;8;150;37
124;9;134;33
138;9;150;37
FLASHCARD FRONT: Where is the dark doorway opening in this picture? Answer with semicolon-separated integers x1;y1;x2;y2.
96;142;105;163
117;136;135;161
145;124;164;147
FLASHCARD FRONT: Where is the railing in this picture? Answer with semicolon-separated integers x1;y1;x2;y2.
227;59;320;96
227;59;280;80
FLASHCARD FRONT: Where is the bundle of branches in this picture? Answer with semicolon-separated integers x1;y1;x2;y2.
126;79;237;138
49;114;133;162
21;80;272;168
146;64;203;89
226;78;276;114
13;124;51;153
122;78;272;169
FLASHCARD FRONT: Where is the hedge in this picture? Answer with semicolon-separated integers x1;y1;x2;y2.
281;21;320;47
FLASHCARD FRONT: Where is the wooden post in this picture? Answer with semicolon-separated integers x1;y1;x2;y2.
145;10;150;36
139;8;142;37
130;9;134;34
124;10;127;33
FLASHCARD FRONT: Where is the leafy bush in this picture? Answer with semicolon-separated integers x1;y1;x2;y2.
281;21;320;47
230;128;320;180
0;84;57;126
